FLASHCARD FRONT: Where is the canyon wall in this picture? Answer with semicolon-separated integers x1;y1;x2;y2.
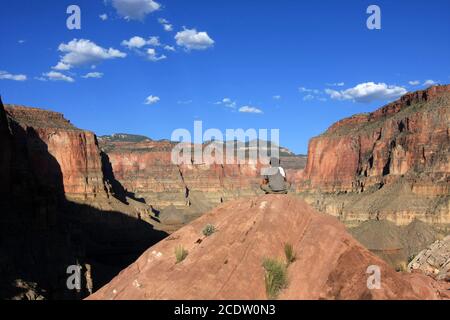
296;85;450;226
0;102;166;300
4;105;107;201
99;136;306;213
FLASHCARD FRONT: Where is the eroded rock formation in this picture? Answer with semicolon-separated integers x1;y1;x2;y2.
0;102;167;300
409;236;450;281
88;195;449;300
296;85;450;226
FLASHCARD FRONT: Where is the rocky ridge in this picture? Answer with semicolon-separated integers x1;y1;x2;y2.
88;195;449;300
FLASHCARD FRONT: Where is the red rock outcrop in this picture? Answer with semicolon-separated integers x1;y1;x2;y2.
297;85;450;225
88;195;449;300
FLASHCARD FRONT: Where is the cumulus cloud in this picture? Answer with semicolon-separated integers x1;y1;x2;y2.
52;62;71;71
99;13;108;21
175;28;215;50
111;0;160;20
303;94;314;101
57;39;126;70
121;36;161;49
144;95;160;105
121;36;148;49
0;71;27;81
325;82;407;103
423;79;437;86
408;80;420;86
82;72;104;79
158;18;173;32
41;71;75;83
239;106;263;114
146;48;166;61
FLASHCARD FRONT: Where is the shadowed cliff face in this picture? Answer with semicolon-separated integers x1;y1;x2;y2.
295;85;450;226
0;101;167;300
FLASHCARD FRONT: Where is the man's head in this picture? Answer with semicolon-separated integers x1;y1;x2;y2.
270;157;280;167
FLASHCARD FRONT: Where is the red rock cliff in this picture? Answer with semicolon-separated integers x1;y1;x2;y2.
297;85;450;225
5;105;108;200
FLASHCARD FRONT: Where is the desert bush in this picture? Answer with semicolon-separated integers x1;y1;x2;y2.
262;258;288;299
284;243;296;265
175;245;188;264
202;224;216;237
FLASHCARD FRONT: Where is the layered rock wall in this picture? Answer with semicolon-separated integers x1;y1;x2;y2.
296;85;450;225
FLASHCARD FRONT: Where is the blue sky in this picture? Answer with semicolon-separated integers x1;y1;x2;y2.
0;0;449;154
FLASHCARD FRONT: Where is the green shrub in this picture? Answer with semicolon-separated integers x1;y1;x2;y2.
284;243;296;265
202;224;216;237
262;258;288;299
175;245;188;264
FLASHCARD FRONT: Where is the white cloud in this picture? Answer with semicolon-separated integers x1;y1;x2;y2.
0;71;27;81
82;72;104;79
326;82;345;87
121;36;147;49
145;95;160;105
175;28;215;50
273;95;281;100
408;80;420;86
147;36;161;46
164;45;175;51
215;98;236;108
325;82;407;103
121;36;161;49
18;40;26;44
57;39;126;70
303;94;314;101
52;62;71;71
299;87;320;94
99;13;108;21
158;18;173;32
41;71;75;83
146;48;166;61
111;0;160;20
423;79;437;86
239;106;263;114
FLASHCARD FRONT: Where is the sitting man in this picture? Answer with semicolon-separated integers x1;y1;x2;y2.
260;157;290;194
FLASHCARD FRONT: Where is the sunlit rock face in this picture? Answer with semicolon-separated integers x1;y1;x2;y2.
295;85;450;226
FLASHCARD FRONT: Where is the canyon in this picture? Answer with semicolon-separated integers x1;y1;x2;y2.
0;84;449;300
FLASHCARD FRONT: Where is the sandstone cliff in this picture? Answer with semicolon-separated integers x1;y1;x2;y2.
88;195;449;300
296;85;450;226
0;102;167;300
